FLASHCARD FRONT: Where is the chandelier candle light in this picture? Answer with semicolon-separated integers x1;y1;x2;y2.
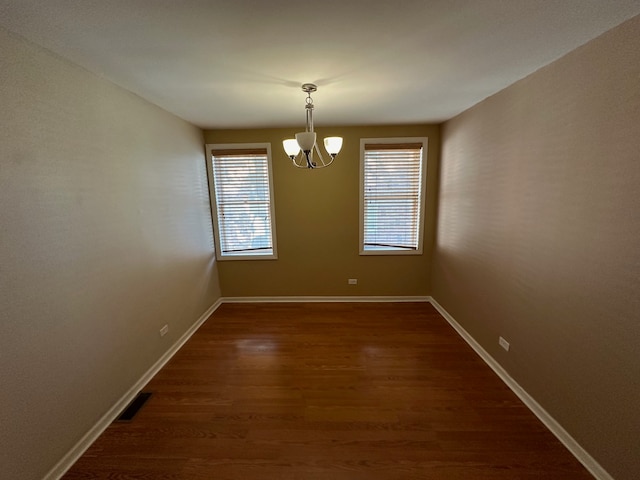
283;83;343;169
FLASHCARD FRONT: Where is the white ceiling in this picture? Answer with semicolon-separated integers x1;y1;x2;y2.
1;1;639;129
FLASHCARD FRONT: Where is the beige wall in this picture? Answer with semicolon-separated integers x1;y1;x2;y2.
0;28;221;479
433;15;640;480
204;125;439;298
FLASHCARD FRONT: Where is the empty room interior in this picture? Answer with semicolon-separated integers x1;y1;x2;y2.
1;2;639;480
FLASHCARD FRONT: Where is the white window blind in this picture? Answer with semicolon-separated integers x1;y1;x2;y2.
362;142;426;253
210;147;276;258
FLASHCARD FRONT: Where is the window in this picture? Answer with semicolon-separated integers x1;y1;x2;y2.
206;143;277;260
360;138;428;255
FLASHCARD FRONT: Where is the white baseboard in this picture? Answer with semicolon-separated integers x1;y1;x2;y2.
44;298;223;480
221;295;431;303
428;298;614;480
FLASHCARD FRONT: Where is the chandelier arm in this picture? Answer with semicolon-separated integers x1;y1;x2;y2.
314;142;326;167
312;142;334;169
292;154;307;168
305;149;315;168
290;151;312;169
289;144;335;169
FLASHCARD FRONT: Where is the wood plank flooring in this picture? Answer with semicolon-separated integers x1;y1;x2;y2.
63;302;593;479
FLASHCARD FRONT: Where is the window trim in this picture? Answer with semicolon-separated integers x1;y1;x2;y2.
205;143;278;261
359;137;428;256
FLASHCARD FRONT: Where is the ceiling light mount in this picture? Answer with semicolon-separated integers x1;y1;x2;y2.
283;83;343;169
301;83;317;94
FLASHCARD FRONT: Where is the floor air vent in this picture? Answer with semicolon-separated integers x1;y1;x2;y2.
116;392;152;421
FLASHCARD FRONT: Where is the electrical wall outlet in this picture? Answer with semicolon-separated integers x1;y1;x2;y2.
499;336;510;352
348;278;358;285
159;324;169;337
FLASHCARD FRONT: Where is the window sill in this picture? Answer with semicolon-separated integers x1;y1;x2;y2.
359;249;423;256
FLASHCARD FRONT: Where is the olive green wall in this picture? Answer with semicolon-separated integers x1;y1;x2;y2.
204;125;439;297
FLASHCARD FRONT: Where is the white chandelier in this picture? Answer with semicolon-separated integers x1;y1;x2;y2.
283;83;343;169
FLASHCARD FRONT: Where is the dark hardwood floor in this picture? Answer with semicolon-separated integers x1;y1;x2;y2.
63;302;593;479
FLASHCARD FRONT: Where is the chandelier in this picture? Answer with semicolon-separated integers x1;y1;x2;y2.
283;83;343;169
